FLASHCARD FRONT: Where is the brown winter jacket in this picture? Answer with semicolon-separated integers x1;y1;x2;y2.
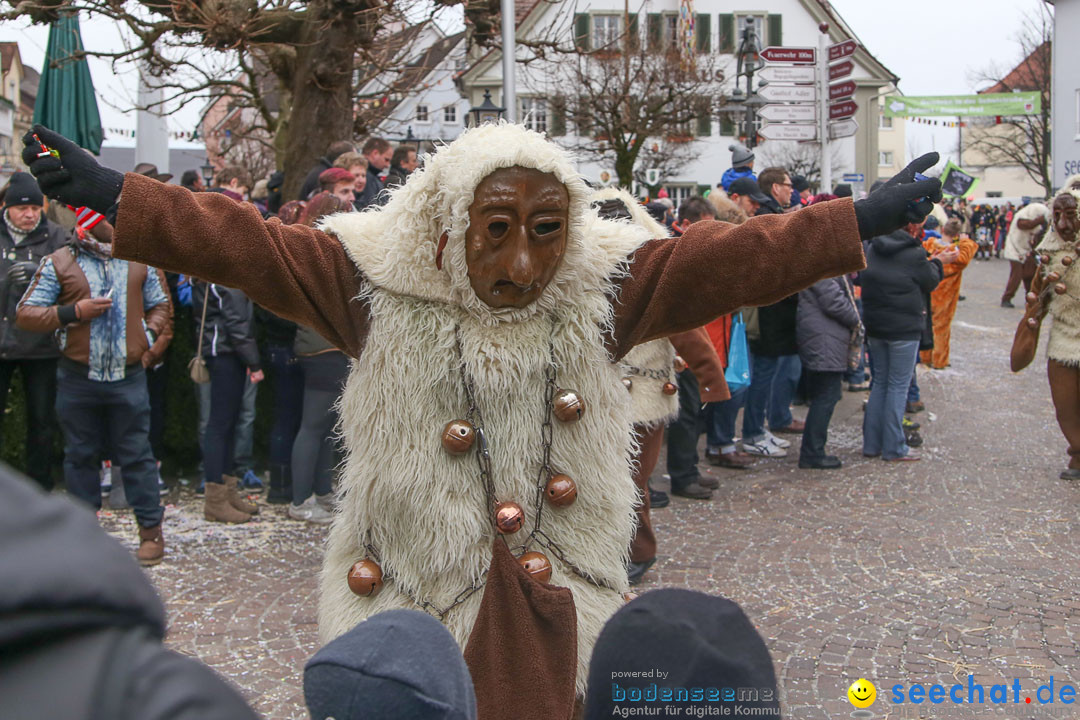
16;246;173;369
110;173;865;362
669;328;729;403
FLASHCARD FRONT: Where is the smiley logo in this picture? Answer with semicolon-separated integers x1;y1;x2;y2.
847;678;876;708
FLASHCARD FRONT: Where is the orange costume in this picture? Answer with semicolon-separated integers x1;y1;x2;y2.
920;235;977;368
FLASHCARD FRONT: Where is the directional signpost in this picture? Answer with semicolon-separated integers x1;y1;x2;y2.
760;46;816;64
759;124;817;141
759;104;817;122
828;118;859;140
829;61;854;82
758;84;817;102
828;39;857;62
829;99;858;121
758;65;817;84
829;80;857;102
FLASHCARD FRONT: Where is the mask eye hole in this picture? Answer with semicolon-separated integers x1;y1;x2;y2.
535;221;561;235
488;221;508;238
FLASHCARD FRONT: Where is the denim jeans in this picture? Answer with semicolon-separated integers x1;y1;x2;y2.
863;338;920;460
705;385;749;452
742;353;800;440
843;300;867;385
233;375;257;473
202;354;247;485
666;369;703;491
907;367;920;404
56;366;163;527
800;370;843;462
0;358;57;490
266;344;304;467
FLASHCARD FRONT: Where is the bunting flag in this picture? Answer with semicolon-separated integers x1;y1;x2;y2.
939;160;980;199
104;127;201;141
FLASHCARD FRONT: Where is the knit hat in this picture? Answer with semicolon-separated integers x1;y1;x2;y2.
4;172;44;208
729;143;755;168
585;589;781;719
319;167;356;186
305;609;477;720
791;175;810;193
833;183;853;198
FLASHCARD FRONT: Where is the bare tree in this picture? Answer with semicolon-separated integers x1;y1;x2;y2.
3;1;497;198
756;141;845;192
520;4;726;188
965;4;1052;196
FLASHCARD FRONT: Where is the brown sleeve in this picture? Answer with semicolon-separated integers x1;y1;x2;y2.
143;267;173;366
607;198;865;360
669;327;729;403
114;173;369;358
15;254;63;333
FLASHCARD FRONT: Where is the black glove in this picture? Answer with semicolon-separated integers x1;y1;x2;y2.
6;262;36;289
21;125;124;215
853;152;943;239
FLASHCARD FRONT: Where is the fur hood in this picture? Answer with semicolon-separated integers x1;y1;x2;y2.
320;123;643;326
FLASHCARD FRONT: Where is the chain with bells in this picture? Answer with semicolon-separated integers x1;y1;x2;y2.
347;339;587;598
1029;244;1080;329
620;355;684;396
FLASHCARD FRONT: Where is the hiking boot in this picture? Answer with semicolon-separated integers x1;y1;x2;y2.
905;429;924;447
902;417;921;431
137;524;165;566
223;475;259;515
905;401;925;414
743;438;787;458
772;419;805;434
714;451;755;469
204;482;253;524
697;475;719;489
648;488;669;509
287;496;333;525
670;482;713;500
240;469;265;493
266;463;292;505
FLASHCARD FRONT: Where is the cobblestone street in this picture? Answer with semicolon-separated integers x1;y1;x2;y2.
101;259;1080;719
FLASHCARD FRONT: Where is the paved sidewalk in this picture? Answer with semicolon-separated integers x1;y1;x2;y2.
101;259;1079;719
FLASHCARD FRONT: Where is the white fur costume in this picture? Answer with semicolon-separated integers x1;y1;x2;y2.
317;124;652;695
1037;189;1080;366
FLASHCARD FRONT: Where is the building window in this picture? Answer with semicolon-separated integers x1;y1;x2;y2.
416;105;429;122
878;150;894;166
880;114;893;130
592;14;623;50
521;97;548;133
664;185;696;207
734;14;765;48
444;105;457;124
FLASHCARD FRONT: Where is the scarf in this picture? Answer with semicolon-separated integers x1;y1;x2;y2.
73;230;113;260
3;209;41;245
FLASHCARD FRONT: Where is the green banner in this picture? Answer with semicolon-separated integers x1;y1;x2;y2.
883;92;1041;118
939;160;980;199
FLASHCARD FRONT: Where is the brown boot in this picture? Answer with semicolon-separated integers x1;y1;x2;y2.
223;474;259;515
137;524;165;566
204;481;253;524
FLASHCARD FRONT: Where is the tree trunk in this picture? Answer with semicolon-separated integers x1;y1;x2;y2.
615;148;638;189
281;8;360;200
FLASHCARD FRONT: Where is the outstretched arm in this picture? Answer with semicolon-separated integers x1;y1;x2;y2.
607;198;864;359
115;174;369;358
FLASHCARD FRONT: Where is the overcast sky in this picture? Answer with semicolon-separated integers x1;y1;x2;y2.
0;0;1049;160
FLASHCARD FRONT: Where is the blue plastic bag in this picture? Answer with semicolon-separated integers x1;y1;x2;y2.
725;312;751;392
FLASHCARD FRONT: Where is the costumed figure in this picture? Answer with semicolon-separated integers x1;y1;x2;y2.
21;124;941;718
1012;188;1080;480
920;218;977;369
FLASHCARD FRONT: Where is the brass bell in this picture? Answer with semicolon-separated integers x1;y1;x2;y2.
552;389;586;423
1064;256;1075;267
662;382;677;396
1055;283;1068;295
347;559;384;597
544;473;577;507
1028;317;1039;327
1027;291;1038;303
621;377;633;391
1048;271;1061;283
441;420;475;455
673;355;688;372
518;551;552;583
494;501;525;534
1042;254;1052;265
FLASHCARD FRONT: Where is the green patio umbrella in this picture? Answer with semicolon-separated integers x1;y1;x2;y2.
32;12;103;154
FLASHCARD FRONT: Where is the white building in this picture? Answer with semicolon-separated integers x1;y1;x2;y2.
458;0;904;199
1048;0;1080;191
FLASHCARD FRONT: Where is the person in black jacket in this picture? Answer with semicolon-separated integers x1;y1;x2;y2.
861;220;950;462
0;172;70;490
298;140;356;201
742;167;804;459
0;462;261;720
191;278;263;523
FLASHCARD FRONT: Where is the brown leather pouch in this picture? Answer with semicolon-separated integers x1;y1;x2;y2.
1011;304;1044;372
464;539;578;720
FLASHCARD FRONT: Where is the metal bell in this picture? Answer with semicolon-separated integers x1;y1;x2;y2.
621;377;633;391
494;501;525;534
662;382;678;396
1042;254;1052;265
1056;283;1068;295
1027;291;1038;303
544;474;577;507
518;551;552;583
552;389;586;422
1028;317;1039;327
673;355;688;372
347;559;384;597
1064;256;1075;267
1048;271;1061;283
441;419;475;455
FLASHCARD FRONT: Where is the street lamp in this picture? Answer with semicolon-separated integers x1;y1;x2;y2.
469;90;505;127
734;16;765;148
199;162;214;187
